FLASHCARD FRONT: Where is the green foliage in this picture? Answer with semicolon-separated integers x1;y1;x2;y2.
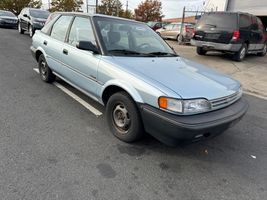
98;0;124;17
0;0;42;15
134;0;164;22
50;0;83;12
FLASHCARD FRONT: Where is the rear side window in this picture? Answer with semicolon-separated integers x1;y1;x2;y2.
50;15;73;42
68;17;96;47
197;13;238;29
239;14;251;29
257;17;264;32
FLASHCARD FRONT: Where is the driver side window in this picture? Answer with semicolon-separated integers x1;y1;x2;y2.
68;17;96;47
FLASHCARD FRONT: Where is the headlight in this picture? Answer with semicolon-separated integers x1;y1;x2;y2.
158;97;211;114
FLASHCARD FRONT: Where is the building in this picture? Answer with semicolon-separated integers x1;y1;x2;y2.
204;0;267;28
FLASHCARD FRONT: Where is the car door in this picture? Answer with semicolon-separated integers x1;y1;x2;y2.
239;14;253;51
250;16;261;51
21;8;30;30
19;8;26;29
62;16;101;97
44;15;73;74
161;24;174;38
170;24;181;39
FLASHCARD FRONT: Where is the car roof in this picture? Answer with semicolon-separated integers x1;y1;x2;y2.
205;11;252;16
52;12;144;24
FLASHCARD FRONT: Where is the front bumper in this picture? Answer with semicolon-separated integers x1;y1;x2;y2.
139;98;248;146
191;39;242;52
0;21;18;28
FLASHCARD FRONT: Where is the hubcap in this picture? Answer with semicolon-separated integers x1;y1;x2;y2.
40;61;47;79
240;47;246;59
112;104;131;133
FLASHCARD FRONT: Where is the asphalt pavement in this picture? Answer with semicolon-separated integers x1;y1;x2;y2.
0;28;267;200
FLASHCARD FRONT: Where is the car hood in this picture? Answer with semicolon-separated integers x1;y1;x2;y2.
0;16;18;20
32;17;47;22
108;56;240;100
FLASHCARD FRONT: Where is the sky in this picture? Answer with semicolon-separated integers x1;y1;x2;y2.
41;0;205;19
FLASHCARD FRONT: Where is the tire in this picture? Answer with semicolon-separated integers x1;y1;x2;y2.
233;43;247;61
106;92;144;143
29;25;35;38
257;43;267;57
38;54;55;83
196;47;207;55
18;22;24;34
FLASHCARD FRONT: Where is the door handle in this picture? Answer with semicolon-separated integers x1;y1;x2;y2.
63;49;68;55
43;40;47;45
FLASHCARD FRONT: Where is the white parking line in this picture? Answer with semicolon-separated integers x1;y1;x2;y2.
33;68;103;117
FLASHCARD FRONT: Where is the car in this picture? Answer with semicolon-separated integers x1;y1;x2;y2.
191;12;267;61
0;10;18;29
18;8;50;37
156;22;195;42
147;21;168;31
31;13;248;146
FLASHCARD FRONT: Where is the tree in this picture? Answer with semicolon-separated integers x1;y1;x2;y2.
50;0;83;12
0;0;42;15
98;0;124;17
134;0;164;22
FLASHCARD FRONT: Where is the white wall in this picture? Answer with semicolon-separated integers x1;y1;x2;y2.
204;0;228;11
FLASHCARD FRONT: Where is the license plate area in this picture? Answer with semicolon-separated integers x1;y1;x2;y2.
205;33;220;40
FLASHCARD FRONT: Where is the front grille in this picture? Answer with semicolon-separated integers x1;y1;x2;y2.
210;90;242;110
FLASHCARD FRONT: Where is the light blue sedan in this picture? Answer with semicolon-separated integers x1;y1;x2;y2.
31;13;248;146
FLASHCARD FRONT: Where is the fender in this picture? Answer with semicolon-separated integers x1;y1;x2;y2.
99;79;144;104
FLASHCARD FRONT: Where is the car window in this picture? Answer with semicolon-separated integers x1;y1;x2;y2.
68;17;96;47
0;11;16;17
173;24;181;30
30;9;50;19
197;13;238;29
95;17;175;55
165;24;174;30
50;15;73;42
239;14;251;30
251;16;258;30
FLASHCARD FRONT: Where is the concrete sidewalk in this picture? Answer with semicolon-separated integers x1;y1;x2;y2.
168;41;267;100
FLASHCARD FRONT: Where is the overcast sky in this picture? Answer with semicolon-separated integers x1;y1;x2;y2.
42;0;204;19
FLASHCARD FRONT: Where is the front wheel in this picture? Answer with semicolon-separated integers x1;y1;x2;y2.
233;43;247;61
38;54;55;83
196;47;207;55
18;23;24;34
29;25;35;38
106;92;144;143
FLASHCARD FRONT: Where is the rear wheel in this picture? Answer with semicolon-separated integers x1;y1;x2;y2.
257;43;267;57
18;23;24;34
38;54;55;83
196;47;207;55
233;43;247;61
106;92;144;143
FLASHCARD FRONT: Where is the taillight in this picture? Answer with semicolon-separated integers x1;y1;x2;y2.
185;26;189;33
192;28;196;36
232;31;240;40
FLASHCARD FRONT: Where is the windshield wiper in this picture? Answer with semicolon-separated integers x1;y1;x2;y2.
147;52;178;57
108;49;155;56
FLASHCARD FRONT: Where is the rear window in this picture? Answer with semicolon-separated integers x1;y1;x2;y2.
197;13;238;29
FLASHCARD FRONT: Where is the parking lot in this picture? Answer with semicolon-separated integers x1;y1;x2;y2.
0;28;267;200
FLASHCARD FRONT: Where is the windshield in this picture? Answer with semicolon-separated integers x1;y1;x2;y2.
0;11;16;17
94;17;177;57
147;21;157;27
197;13;237;29
30;10;50;19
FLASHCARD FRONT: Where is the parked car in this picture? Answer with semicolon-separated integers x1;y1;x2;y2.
18;8;50;37
156;22;195;42
191;12;267;61
147;21;168;31
31;13;248;146
0;10;18;29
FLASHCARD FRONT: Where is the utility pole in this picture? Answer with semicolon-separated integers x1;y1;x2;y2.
116;0;119;16
95;0;98;13
178;6;185;45
48;0;50;10
86;0;89;13
126;0;128;12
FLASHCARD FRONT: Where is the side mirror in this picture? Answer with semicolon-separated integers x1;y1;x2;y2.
23;14;28;17
76;41;99;54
